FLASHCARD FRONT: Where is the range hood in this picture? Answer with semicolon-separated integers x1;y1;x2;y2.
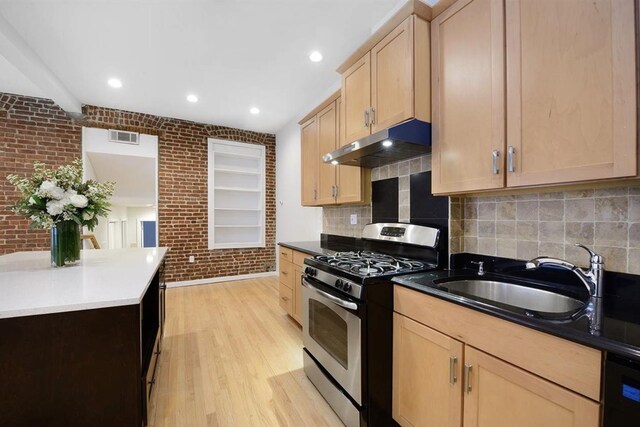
322;119;431;168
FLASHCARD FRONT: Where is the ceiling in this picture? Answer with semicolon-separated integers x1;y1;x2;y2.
86;152;156;207
0;0;429;134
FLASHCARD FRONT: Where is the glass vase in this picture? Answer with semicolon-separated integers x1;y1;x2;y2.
50;220;81;267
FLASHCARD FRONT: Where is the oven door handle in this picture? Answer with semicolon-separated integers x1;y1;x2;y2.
302;278;359;310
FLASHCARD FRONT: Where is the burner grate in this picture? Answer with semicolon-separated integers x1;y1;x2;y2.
313;251;429;277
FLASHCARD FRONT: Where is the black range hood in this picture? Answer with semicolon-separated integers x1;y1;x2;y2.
322;119;431;168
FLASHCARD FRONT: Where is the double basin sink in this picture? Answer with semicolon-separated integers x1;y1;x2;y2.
414;275;589;321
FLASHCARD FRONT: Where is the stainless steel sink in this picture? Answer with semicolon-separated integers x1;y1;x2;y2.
436;279;586;315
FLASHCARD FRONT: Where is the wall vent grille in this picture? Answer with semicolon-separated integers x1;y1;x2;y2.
109;129;139;145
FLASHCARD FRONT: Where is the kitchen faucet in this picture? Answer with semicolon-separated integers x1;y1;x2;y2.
525;244;605;299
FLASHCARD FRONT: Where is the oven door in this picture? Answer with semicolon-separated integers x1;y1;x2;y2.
302;276;362;404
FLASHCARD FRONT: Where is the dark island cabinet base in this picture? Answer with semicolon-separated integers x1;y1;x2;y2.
0;304;142;426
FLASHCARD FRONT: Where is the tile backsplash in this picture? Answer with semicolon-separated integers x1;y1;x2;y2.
322;154;432;237
450;186;640;274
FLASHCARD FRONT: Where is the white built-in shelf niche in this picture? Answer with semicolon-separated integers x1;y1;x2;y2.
208;138;265;249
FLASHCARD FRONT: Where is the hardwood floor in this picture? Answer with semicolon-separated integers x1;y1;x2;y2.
148;276;344;427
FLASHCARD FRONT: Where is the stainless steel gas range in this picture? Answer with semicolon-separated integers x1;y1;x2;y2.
301;223;446;427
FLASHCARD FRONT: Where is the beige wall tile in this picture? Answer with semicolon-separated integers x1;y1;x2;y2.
595;197;628;222
478;202;497;220
593;246;628;273
539;222;564;243
539;200;564;221
539;242;565;259
497;239;517;258
628;249;640;274
516;200;539;221
496;221;516;238
565;222;595;245
497;201;516;220
478;221;496;238
517;241;539;260
565;189;594;199
516;221;538;241
464;237;478;252
594;222;628;248
464;202;478;219
566;199;595;222
463;219;478;236
478;238;497;256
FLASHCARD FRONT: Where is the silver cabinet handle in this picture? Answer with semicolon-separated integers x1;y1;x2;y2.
449;356;457;384
370;107;375;125
364;110;370;127
464;364;473;393
331;185;336;198
492;149;500;175
507;146;515;173
313;189;317;200
335;185;339;198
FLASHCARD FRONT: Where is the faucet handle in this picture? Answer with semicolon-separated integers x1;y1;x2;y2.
575;244;604;264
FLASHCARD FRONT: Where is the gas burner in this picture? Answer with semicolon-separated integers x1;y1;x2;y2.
312;251;428;277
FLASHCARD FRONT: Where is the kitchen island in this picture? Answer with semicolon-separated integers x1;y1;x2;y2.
0;248;168;427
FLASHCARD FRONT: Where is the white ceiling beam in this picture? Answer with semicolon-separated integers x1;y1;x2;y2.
0;13;81;114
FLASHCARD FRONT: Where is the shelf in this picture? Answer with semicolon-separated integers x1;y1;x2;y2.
212;242;266;249
213;208;261;212
214;168;261;176
214;187;261;192
214;225;260;228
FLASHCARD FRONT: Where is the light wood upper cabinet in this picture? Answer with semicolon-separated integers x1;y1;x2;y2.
300;117;319;206
341;15;431;145
299;96;371;206
317;102;339;205
431;0;505;194
393;313;463;427
505;0;637;187
463;347;600;427
432;0;637;195
342;54;372;144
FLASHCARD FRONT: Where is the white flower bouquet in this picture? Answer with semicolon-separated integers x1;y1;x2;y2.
7;159;114;230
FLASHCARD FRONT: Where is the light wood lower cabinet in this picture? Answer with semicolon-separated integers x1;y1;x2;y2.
393;313;463;427
393;286;602;426
278;245;309;325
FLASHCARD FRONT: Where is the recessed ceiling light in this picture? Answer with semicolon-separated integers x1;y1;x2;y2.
309;51;323;62
382;140;393;147
107;78;122;88
331;160;339;165
186;94;198;103
250;107;260;115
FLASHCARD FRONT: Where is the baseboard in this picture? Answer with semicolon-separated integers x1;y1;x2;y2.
167;271;277;288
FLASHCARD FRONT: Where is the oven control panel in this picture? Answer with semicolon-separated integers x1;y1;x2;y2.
380;227;406;238
304;266;362;300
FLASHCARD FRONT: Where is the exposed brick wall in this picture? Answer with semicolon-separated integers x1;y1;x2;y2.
1;93;276;282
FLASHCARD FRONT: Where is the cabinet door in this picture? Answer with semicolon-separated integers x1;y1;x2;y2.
371;16;414;133
431;0;505;194
335;96;368;204
342;53;371;144
393;313;463;427
292;265;303;325
317;102;338;205
505;0;636;187
300;117;319;206
463;347;600;427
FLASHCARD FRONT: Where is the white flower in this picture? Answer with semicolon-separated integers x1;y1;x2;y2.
82;211;94;220
70;194;88;208
46;200;65;216
28;197;37;205
64;189;77;198
40;180;65;200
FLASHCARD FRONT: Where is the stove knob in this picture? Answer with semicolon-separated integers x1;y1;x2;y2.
335;279;343;289
304;267;312;275
342;282;352;292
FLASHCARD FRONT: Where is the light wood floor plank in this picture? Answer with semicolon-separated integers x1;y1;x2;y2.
148;277;344;427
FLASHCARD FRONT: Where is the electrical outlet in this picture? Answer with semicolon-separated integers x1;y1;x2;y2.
188;255;195;263
350;214;358;225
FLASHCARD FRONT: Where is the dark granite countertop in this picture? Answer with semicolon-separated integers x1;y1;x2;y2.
394;253;640;362
278;234;361;257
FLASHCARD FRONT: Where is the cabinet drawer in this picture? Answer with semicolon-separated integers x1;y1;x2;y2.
279;246;293;261
293;250;310;268
279;282;293;315
279;259;293;289
394;286;602;400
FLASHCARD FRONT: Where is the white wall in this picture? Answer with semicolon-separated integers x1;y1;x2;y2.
275;119;322;243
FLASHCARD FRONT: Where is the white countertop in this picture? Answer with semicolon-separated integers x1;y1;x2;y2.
0;247;168;319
